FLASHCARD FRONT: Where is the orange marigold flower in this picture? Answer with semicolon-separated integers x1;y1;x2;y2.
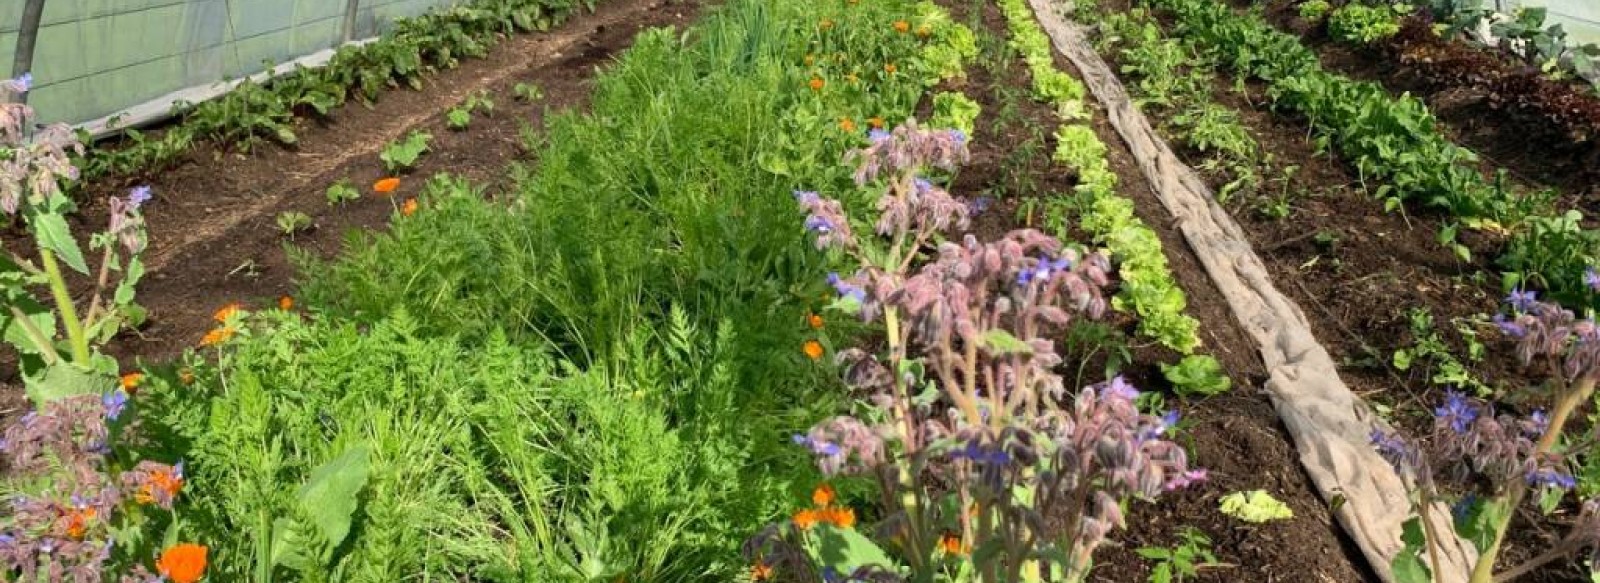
199;327;235;347
121;372;144;393
179;368;196;385
751;563;774;581
157;543;208;583
402;198;419;217
278;295;295;311
838;117;856;133
793;508;821;530
820;18;835;30
893;20;910;33
213;302;244;323
373;177;401;194
803;340;824;360
884;63;897;74
809;77;825;92
812;483;836;507
938;532;967;556
821;507;856;529
868;117;885;129
807;312;824;329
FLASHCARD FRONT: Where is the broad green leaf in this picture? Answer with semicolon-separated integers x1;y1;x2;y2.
1391;517;1433;583
1218;490;1294;523
2;295;56;355
114;257;145;305
31;213;89;275
25;362;115;407
295;445;371;548
814;524;893;573
980;329;1032;355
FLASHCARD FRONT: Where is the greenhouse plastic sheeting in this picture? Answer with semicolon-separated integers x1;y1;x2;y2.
1;0;461;128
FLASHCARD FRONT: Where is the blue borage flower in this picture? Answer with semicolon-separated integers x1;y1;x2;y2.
1016;256;1073;286
1586;267;1600;293
102;390;128;422
968;196;992;217
826;272;866;302
804;215;833;233
1491;312;1526;338
867;128;891;142
950;439;1011;466
1506;288;1538;312
128;186;152;208
792;434;841;457
1526;468;1577;490
1451;493;1477;522
1433;390;1478;435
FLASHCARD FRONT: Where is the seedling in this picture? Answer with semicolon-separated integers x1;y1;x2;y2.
380;130;432;173
325;179;360;206
446;108;472;130
276;211;313;238
1219;490;1294;523
1137;527;1225;583
513;82;544;102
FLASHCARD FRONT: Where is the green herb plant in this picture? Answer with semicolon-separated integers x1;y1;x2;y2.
380;130;433;173
1137;527;1224;583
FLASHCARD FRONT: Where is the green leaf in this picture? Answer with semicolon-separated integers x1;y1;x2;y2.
1218;490;1294;523
1390;517;1433;583
114;257;145;305
2;295;56;355
813;524;894;573
25;362;116;407
980;329;1033;355
295;444;371;548
32;212;90;274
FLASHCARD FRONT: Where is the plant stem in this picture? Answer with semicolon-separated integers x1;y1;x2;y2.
38;248;90;366
9;305;60;364
1416;490;1445;583
1469;377;1595;583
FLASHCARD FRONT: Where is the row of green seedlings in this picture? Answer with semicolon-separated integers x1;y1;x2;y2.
995;0;1229;395
0;0;988;578
75;0;583;182
1138;0;1600;312
1124;0;1600;580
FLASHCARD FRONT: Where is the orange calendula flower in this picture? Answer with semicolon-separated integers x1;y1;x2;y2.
121;372;144;393
838;117;856;133
278;295;295;311
373;177;401;194
938;532;967;556
751;562;774;581
821;507;856;529
893;20;911;33
135;464;186;507
179;368;196;385
793;508;821;530
820;18;835;30
884;63;898;74
812;483;836;507
807;312;824;329
64;506;97;539
803;340;824;360
916;25;932;37
199;327;235;347
213;302;244;323
157;543;208;583
868;117;885;129
402;198;419;217
809;77;825;92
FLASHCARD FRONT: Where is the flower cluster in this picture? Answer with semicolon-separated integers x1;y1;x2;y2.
0;74;82;216
748;122;1201;581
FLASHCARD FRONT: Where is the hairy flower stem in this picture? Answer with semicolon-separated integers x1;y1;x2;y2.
38;247;90;366
1468;377;1596;583
82;245;115;327
1416;490;1445;583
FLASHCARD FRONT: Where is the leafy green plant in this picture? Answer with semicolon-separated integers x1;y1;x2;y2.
513;81;545;102
1160;354;1231;397
325;179;360;206
1391;307;1493;395
930;91;981;138
1329;3;1405;45
1298;0;1333;21
1137;527;1223;583
275;211;313;238
380;130;433;172
446;107;472;129
1218;490;1294;523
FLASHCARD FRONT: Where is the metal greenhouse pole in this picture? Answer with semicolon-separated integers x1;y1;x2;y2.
10;0;47;105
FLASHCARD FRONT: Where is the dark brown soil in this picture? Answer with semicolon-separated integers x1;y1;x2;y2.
1099;2;1588;580
934;0;1376;580
0;0;702;417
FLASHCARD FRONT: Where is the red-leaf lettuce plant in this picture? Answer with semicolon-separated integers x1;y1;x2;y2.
743;121;1203;582
1372;287;1600;582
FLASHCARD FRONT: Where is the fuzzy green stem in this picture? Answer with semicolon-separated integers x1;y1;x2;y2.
1469;377;1595;583
38;248;90;366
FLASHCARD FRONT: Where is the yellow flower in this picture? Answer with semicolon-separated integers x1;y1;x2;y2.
804;54;815;66
884;63;898;74
916;25;932;38
893;20;910;33
868;117;885;129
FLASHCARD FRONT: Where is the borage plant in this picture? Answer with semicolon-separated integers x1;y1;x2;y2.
744;121;1203;583
1;74;148;406
1372;286;1600;582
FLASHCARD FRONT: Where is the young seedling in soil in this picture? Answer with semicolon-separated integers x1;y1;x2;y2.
1136;526;1227;583
325;179;360;206
513;82;544;102
380;130;433;173
276;211;313;239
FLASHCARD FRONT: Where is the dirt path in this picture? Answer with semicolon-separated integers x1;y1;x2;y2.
1;0;703;410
